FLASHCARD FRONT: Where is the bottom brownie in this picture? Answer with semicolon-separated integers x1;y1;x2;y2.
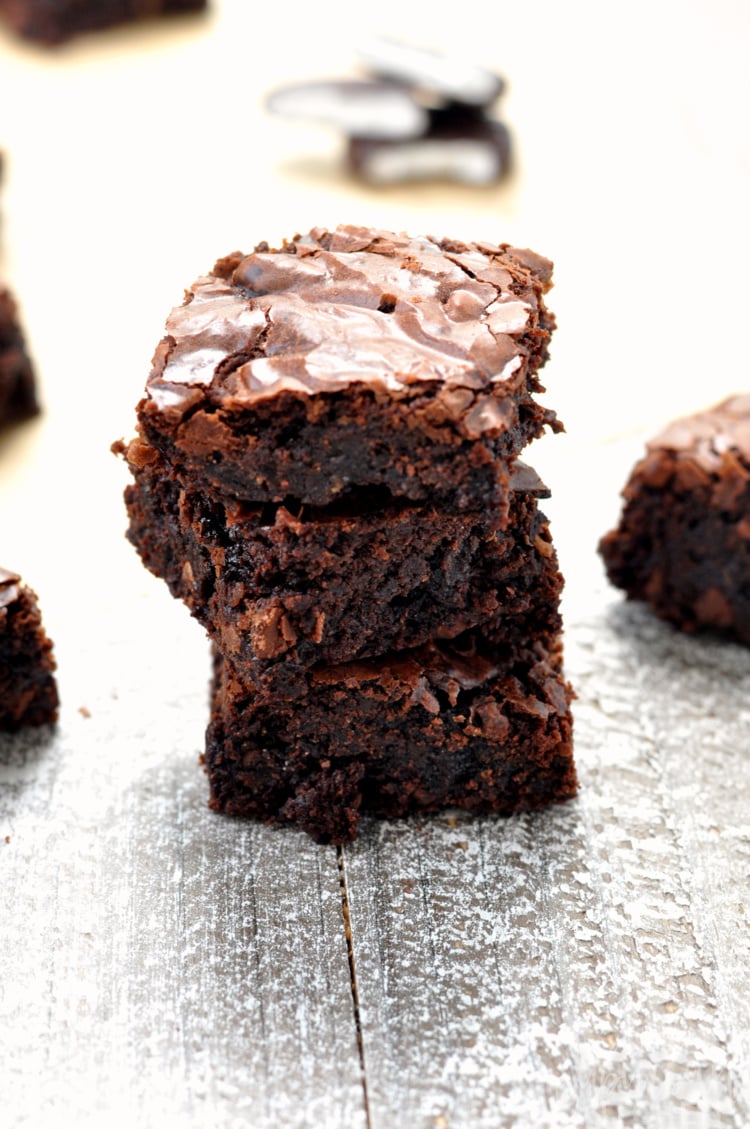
599;394;750;643
205;626;575;844
0;568;58;730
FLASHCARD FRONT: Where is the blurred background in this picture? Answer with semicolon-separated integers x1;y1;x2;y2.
2;0;749;620
1;0;749;799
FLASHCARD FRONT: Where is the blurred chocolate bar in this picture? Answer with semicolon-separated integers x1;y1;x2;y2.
356;37;505;109
266;39;512;186
349;111;511;185
266;79;429;140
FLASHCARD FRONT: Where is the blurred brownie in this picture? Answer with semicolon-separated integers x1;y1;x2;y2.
0;285;39;428
600;394;750;642
121;441;562;683
0;0;206;44
135;225;559;519
206;627;575;844
0;568;58;730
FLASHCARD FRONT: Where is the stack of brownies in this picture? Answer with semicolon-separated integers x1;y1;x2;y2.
119;224;576;842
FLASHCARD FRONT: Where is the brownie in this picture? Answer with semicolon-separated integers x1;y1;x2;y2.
348;111;512;186
0;0;206;44
134;225;559;519
120;441;562;683
0;285;39;429
599;394;750;642
206;626;575;845
0;568;58;730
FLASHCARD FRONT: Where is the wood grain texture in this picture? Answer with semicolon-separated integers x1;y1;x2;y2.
340;597;750;1129
0;621;366;1129
4;585;750;1128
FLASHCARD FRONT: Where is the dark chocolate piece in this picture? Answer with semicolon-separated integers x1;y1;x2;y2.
0;568;58;730
348;111;511;185
0;286;39;429
122;441;562;684
600;394;750;643
0;0;206;44
206;627;575;845
134;225;559;517
357;37;505;109
265;79;429;140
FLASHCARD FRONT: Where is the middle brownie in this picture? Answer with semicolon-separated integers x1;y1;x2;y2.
123;438;561;686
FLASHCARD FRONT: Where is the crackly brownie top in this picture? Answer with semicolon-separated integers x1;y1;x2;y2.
145;224;553;434
645;394;750;475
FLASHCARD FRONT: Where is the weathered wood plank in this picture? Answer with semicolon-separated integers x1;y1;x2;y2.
0;614;366;1129
342;596;750;1129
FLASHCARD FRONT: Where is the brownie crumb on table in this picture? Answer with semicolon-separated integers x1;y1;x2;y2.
0;568;58;731
0;285;39;429
599;394;750;643
118;223;575;842
0;0;207;44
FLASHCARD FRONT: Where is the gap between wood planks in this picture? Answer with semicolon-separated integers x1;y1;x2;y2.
337;844;372;1128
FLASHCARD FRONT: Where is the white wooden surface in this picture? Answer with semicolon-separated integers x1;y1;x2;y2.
2;3;750;1126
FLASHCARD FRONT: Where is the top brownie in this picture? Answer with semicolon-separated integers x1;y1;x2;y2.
135;225;558;515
